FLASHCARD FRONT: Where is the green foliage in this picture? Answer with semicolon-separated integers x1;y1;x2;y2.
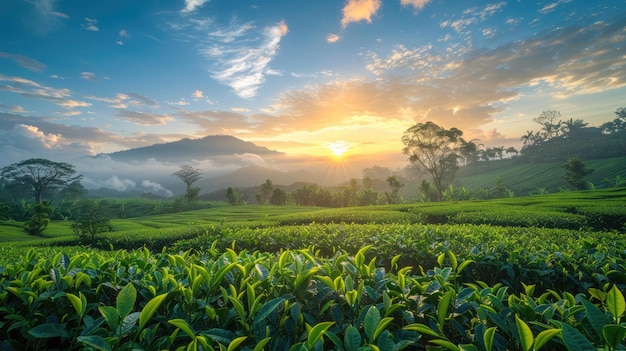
71;200;113;245
24;202;51;236
563;157;595;190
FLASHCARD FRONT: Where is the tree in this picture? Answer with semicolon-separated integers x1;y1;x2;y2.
24;202;51;236
563;157;594;190
402;122;463;201
0;158;82;204
172;165;203;204
71;200;112;245
269;188;288;205
458;138;481;166
225;187;244;206
256;179;274;204
385;175;404;204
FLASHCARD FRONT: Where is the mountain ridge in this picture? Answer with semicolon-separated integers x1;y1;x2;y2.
99;135;283;162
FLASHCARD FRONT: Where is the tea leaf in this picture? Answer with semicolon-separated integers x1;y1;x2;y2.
117;283;137;319
344;325;361;351
438;289;454;328
483;327;496;351
533;328;561;350
602;324;626;349
364;306;381;341
606;285;625;323
429;339;460;351
306;321;334;349
554;321;595;351
227;336;248;351
138;293;168;333
515;314;533;351
77;335;112;351
28;323;69;338
168;318;195;338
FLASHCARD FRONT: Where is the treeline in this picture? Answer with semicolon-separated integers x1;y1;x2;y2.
204;174;407;207
516;109;625;162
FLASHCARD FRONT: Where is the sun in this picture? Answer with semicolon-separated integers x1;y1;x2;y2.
328;140;349;157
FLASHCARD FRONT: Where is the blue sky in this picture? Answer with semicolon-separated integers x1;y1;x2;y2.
1;0;625;190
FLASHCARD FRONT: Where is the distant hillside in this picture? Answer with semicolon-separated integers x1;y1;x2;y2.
101;135;282;162
456;156;626;195
197;166;317;192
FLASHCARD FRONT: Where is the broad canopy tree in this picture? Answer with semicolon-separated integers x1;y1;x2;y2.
0;158;82;204
402;122;467;201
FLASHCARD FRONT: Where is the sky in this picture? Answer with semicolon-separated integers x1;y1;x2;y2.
1;0;625;193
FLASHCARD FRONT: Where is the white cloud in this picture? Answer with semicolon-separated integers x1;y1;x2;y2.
82;18;99;31
0;52;46;72
204;20;289;99
539;0;572;14
0;103;26;112
440;2;507;33
119;29;129;37
168;99;189;106
181;0;210;13
81;72;98;81
400;0;431;11
101;175;136;191
326;33;340;43
141;180;173;197
193;90;204;98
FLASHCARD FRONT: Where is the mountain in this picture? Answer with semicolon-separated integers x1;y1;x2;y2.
101;135;283;162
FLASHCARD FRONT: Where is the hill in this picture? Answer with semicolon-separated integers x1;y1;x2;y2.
100;135;283;162
456;156;626;195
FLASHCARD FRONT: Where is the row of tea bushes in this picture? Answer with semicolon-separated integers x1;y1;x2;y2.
1;246;625;350
171;223;626;295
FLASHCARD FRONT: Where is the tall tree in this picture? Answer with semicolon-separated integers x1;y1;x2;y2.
385;175;404;204
172;165;203;204
563;157;594;190
401;122;463;201
255;179;274;204
0;158;82;204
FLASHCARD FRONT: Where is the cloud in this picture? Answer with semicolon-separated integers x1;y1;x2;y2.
539;0;572;14
100;175;136;192
181;0;210;13
81;72;98;81
0;104;26;113
400;0;431;11
203;20;289;99
326;33;340;43
341;0;382;28
82;18;100;31
141;180;173;197
168;99;189;106
440;2;507;33
193;90;204;99
0;52;46;72
0;74;93;110
23;0;69;33
86;92;159;109
119;29;129;37
115;110;174;126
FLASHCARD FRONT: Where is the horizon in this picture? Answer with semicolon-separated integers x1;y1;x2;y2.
1;0;625;194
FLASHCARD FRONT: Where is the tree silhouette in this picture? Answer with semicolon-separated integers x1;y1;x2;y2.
0;158;82;204
172;165;203;204
402;122;463;201
563;157;594;190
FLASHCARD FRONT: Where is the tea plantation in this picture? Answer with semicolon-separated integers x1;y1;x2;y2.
1;188;626;350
